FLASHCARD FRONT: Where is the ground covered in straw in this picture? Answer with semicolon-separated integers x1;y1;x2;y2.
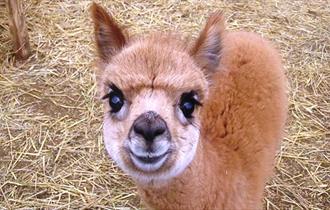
0;0;329;209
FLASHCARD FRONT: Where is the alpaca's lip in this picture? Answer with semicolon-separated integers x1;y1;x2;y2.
129;150;170;172
130;151;168;164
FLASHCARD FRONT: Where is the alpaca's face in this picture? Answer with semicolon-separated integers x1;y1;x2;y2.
91;3;224;183
99;43;207;183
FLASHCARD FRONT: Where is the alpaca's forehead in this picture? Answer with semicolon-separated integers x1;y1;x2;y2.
103;65;207;99
103;44;208;97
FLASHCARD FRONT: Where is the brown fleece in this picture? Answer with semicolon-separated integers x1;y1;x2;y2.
138;31;287;210
91;3;288;210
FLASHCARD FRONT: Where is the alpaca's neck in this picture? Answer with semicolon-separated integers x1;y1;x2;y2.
136;141;228;210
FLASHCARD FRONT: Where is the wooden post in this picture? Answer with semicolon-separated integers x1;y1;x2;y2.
6;0;31;60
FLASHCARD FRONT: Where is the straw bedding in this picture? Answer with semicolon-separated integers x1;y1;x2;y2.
0;0;329;209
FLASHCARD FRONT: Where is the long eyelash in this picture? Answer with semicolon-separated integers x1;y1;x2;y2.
102;83;124;100
110;83;122;94
102;93;110;100
181;90;203;106
193;99;203;107
190;91;203;106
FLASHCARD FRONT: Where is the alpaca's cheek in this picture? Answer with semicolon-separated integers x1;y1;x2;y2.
103;117;127;168
167;125;200;178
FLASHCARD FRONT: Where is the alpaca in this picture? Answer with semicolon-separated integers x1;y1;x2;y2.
91;3;287;210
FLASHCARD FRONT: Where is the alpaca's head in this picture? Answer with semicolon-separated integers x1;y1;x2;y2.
91;3;224;183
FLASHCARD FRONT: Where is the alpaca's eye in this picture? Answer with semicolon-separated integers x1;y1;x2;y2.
109;91;124;113
102;84;125;113
180;100;195;118
179;91;201;118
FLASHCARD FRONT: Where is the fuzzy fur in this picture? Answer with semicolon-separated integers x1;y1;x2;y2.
138;32;288;210
91;3;287;210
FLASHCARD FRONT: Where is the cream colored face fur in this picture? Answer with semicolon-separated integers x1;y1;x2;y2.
92;3;223;184
100;42;207;184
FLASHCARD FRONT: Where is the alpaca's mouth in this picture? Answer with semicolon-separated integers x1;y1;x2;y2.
129;150;170;172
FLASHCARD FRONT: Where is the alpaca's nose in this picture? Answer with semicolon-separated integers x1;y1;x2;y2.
132;111;167;143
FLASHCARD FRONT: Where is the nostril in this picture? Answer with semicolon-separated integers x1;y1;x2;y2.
154;127;165;136
133;123;144;136
133;124;166;142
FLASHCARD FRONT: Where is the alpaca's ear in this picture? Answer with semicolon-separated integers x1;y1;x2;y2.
190;12;225;77
91;2;126;63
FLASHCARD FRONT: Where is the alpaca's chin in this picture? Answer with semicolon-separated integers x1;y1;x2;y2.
105;141;195;184
117;143;198;185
